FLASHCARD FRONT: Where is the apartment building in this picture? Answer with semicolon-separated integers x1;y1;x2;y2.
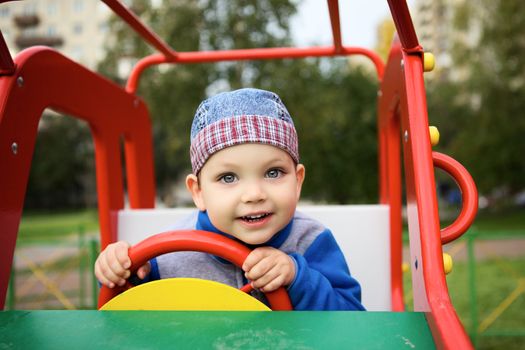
412;0;456;71
412;0;482;81
0;0;111;70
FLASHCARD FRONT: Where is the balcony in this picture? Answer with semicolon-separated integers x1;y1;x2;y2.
13;14;40;29
15;35;63;50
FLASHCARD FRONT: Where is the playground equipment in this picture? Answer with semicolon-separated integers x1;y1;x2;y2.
0;0;478;348
98;230;293;311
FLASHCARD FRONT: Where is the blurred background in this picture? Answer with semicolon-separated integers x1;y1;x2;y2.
1;1;523;349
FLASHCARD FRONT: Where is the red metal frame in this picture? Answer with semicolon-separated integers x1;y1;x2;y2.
126;47;384;94
0;47;155;307
0;32;15;75
378;38;474;348
0;1;479;348
386;0;422;53
327;0;343;53
98;230;293;311
377;60;403;312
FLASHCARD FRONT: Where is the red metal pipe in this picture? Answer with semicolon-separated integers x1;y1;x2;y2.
126;46;385;94
0;32;15;76
386;0;422;53
432;152;478;244
378;42;404;312
327;0;343;53
101;0;177;59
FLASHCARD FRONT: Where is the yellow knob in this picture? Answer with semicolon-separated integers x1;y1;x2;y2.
402;262;410;273
429;126;440;146
443;253;453;274
423;52;435;72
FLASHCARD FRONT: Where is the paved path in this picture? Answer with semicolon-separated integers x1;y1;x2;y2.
403;237;525;263
10;234;525;309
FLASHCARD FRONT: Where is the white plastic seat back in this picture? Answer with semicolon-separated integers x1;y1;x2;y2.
118;204;391;311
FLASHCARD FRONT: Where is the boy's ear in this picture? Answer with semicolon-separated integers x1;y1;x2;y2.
295;164;306;200
186;174;206;211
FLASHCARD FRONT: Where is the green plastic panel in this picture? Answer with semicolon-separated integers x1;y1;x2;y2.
0;311;435;349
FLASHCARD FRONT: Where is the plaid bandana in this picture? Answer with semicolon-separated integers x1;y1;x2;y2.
190;89;299;174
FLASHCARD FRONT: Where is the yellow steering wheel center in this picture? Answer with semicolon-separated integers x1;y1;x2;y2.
100;278;271;311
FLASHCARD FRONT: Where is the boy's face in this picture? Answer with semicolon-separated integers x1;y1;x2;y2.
186;144;305;245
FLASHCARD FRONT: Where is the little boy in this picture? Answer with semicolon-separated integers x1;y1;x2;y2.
95;88;365;310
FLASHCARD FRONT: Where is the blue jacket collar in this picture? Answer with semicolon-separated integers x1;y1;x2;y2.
196;210;292;251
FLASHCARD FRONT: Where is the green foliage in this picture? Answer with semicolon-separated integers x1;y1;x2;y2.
96;0;379;204
472;208;525;233
26;0;379;207
429;0;525;197
404;251;525;349
25;116;94;209
277;60;379;203
18;209;98;242
451;256;525;349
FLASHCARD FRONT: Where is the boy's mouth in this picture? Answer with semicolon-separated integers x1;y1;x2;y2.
239;213;272;223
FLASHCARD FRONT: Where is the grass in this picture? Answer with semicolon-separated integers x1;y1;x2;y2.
401;207;525;242
404;252;525;349
17;206;525;241
470;207;525;234
450;258;525;349
18;209;99;243
13;206;525;348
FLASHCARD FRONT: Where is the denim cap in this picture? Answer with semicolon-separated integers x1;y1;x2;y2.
190;88;299;174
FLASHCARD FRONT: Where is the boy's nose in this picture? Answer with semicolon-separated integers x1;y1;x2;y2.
241;182;267;203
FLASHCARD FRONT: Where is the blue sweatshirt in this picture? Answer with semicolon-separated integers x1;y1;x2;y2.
148;210;365;311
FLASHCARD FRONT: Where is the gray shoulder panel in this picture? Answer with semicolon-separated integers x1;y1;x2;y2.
280;211;327;255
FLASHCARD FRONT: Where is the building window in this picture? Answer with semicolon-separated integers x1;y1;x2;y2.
0;7;9;18
97;2;109;14
23;4;37;15
22;27;38;37
98;22;108;34
73;0;84;13
73;23;83;35
47;25;57;36
47;2;58;16
71;46;84;61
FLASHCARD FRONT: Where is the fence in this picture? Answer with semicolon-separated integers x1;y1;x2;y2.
6;226;99;310
6;227;525;348
403;229;525;348
464;230;525;348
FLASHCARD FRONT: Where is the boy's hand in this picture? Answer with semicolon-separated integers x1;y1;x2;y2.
242;247;296;293
94;241;151;288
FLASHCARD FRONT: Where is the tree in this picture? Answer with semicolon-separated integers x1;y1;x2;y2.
23;1;381;208
97;0;302;204
264;59;379;203
25;115;94;209
98;1;216;202
96;0;384;206
446;0;525;196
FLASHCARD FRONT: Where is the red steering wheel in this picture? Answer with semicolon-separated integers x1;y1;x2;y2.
98;230;293;310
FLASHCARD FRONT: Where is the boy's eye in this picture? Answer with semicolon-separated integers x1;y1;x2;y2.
265;169;282;179
219;173;237;184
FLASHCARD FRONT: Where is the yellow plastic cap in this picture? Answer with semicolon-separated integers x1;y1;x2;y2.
402;262;410;273
423;52;435;72
429;126;440;146
443;253;453;275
